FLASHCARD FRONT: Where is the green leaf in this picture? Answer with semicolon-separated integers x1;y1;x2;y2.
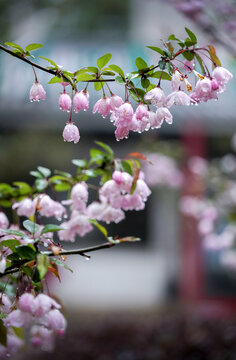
94;81;104;91
158;60;166;70
86;66;99;74
0;200;12;208
30;171;43;179
128;88;146;103
95;141;114;158
23;220;40;235
0;229;25;237
37;166;51;178
4;42;24;52
109;64;125;78
51;258;73;273
38;56;58;69
0;320;7;347
54;182;71;191
37;254;49;279
15;245;36;260
185;27;197;45
89;219;108;238
182;51;195;61
97;53;112;69
25;43;43;52
1;239;21;250
168;34;181;42
35;179;48;192
141;78;150;89
13;182;31;195
101;70;115;76
146;46;165;56
83;169;101;178
49;175;71;183
184;39;196;48
151;71;171;81
41;224;64;235
195;53;205;74
121;160;133;175
72;159;87;168
135;57;148;70
54;170;72;178
76;73;94;82
115;75;126;84
48;76;65;84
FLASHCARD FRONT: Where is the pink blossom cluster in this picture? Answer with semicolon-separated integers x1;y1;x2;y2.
88;170;151;222
29;66;233;143
12;194;66;221
3;293;66;353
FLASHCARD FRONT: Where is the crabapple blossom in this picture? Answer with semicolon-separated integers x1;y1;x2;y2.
171;70;183;91
144;87;166;107
93;97;111;118
4;309;31;328
59;212;93;241
73;90;89;113
43;309;67;333
166;90;191;107
12;198;36;217
212;66;233;86
29;82;46;102
87;201;125;224
70;182;88;211
135;104;149;120
110;94;123;110
30;326;55;351
0;211;9;229
18;293;35;313
0;293;12;313
114;102;134;124
31;294;61;317
155;107;173;125
34;194;66;220
62;122;80;143
59;92;72;112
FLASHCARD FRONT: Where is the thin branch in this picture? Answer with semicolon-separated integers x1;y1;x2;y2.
0;44;115;83
43;241;115;256
0;241;115;278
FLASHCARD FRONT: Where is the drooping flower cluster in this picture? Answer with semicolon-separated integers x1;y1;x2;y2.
3;293;66;353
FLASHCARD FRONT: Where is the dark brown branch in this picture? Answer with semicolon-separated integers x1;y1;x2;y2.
0;241;115;278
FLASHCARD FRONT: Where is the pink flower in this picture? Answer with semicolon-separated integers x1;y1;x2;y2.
30;326;54;351
34;195;66;220
4;309;31;328
110;94;123;110
0;293;12;313
134;179;151;201
135;104;149;120
29;82;46;102
62;122;80;144
115;102;134;124
194;78;218;102
171;70;183;91
59;92;72;112
44;309;67;333
93;97;111;118
149;111;163;129
18;293;35;313
73;90;89;113
31;294;60;317
166;90;191;107
70;182;88;211
87;201;125;224
156;107;173;125
12;198;36;217
144;87;166;107
114;125;130;141
59;212;93;241
0;212;9;229
212;66;233;85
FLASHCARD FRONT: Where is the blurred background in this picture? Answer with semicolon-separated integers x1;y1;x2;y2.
1;0;236;358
